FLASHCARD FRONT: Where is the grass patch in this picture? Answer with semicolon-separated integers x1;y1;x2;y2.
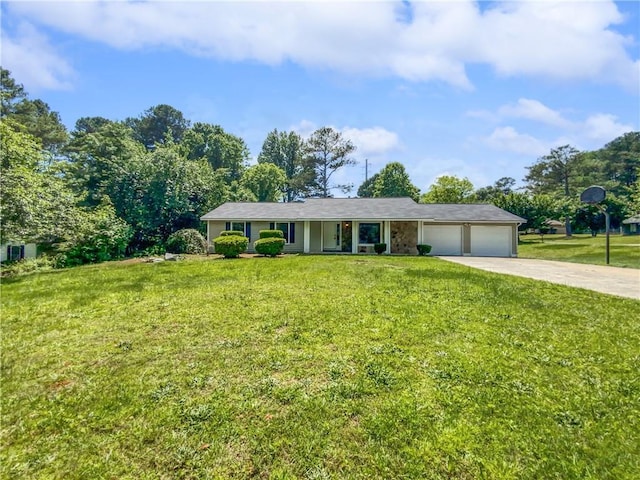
2;256;639;479
519;233;640;268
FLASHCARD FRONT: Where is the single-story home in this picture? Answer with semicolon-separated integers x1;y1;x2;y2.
622;215;640;235
201;197;525;257
1;242;37;263
543;219;567;235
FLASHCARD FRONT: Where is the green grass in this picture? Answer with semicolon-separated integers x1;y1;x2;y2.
518;233;640;268
2;256;639;479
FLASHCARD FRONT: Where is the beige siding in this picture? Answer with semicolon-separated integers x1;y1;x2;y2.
309;221;322;252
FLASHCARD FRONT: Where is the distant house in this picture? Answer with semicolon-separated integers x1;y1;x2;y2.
543;219;566;235
1;243;37;263
201;197;525;257
622;215;640;235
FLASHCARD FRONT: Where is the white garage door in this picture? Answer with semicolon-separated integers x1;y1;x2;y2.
422;225;462;256
471;226;512;257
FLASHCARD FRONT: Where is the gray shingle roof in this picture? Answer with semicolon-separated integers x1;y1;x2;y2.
200;197;525;223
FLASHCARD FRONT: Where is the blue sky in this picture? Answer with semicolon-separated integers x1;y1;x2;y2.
2;0;639;196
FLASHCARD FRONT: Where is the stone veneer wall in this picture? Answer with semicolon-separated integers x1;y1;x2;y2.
390;221;418;254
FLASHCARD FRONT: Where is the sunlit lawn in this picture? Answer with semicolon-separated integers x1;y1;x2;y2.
518;233;640;268
2;255;639;479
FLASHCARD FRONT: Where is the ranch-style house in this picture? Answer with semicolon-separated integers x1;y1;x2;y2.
201;197;525;257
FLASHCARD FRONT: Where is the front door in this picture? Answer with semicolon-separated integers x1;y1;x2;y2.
323;222;341;250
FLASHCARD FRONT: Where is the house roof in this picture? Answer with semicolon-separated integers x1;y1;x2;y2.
622;215;640;224
201;197;525;223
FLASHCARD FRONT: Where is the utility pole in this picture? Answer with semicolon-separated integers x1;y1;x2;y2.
365;158;368;182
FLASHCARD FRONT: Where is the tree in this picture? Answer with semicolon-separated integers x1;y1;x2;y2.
258;129;311;201
371;162;420;201
304;127;356;197
74;116;113;134
357;173;380;198
421;175;475;203
241;163;287;202
0;121;80;244
64;122;146;206
524;145;593;236
181;122;249;183
1;67;26;117
597;131;640;196
476;177;516;202
126;104;190;150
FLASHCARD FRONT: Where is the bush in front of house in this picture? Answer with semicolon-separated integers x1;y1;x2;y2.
259;230;284;239
374;243;387;254
417;244;432;256
220;230;245;237
166;229;207;254
213;234;248;258
254;237;285;257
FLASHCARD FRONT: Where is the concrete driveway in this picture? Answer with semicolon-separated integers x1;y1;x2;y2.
439;257;640;300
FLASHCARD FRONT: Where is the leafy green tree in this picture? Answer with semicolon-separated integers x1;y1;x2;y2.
524;145;596;236
596;132;640;196
476;177;516;202
304;127;356;197
1;67;26;117
7;99;68;154
357;173;380;198
1;121;80;244
421;175;475;203
258;129;311;201
371;162;420;201
74;116;113;134
64;122;146;206
181;122;249;182
241;163;287;202
126;104;190;150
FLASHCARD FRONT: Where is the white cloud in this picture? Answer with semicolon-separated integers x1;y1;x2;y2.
484;126;549;156
583;114;635;143
341;127;401;157
290;121;400;158
5;0;638;89
498;98;573;128
0;22;75;91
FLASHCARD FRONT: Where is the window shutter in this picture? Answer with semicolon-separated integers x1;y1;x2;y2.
20;245;25;259
6;245;10;259
270;222;274;230
225;221;230;231
289;223;295;244
246;222;251;239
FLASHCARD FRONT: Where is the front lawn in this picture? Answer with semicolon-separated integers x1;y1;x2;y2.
518;233;640;268
2;256;639;479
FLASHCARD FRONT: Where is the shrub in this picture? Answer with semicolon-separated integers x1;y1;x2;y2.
166;229;207;254
213;235;248;258
0;255;59;277
417;244;432;256
254;237;285;257
374;243;387;255
220;230;245;237
259;230;284;239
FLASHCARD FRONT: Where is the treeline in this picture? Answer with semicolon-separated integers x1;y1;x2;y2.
1;66;639;269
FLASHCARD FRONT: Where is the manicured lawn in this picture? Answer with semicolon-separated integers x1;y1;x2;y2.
2;256;639;479
518;233;640;268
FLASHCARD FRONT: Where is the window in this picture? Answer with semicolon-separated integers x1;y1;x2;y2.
225;221;251;238
358;222;381;244
270;222;296;244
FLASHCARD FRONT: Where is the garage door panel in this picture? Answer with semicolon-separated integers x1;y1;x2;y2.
422;225;462;256
471;226;511;257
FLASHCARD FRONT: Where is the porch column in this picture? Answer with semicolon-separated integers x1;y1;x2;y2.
303;221;310;253
384;221;391;253
206;221;211;251
352;221;358;253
